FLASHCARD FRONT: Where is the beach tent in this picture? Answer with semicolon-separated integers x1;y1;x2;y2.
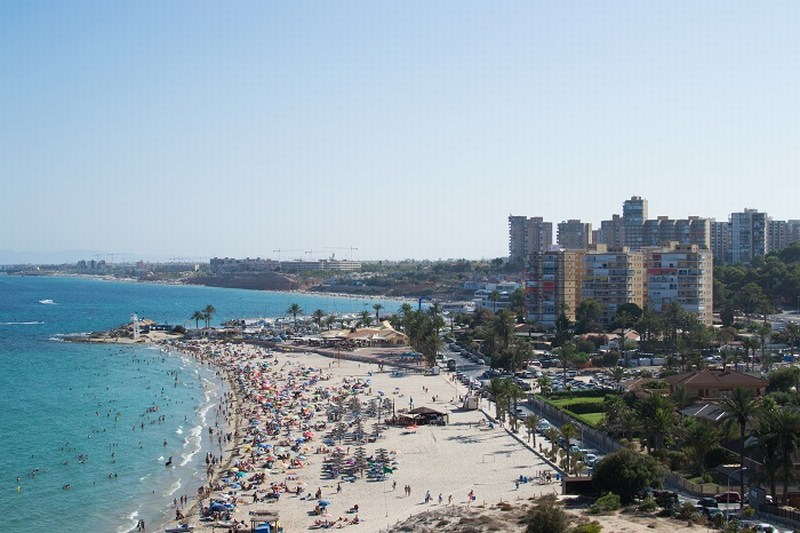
407;406;449;425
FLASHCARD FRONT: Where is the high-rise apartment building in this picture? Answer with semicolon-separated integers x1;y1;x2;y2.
557;220;592;249
730;209;768;264
598;215;624;248
643;244;713;326
508;215;552;263
787;221;800;248
710;220;731;264
768;219;787;253
622;196;648;248
582;247;645;326
526;250;584;326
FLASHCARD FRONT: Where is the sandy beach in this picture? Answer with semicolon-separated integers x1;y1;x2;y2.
157;340;561;533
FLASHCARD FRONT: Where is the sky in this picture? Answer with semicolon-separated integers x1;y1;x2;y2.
1;1;798;263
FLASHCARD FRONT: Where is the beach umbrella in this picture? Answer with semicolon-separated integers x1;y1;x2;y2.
319;500;331;507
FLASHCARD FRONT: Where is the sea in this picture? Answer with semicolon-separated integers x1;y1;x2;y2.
0;274;406;533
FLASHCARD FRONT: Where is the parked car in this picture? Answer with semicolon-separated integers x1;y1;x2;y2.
697;496;719;508
715;491;741;504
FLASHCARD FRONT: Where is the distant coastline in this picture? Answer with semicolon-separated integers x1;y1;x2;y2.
5;270;440;305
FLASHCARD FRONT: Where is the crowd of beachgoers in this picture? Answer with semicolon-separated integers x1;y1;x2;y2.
149;339;562;533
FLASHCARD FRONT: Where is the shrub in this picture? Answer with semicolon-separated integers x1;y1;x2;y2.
565;402;605;415
572;522;602;533
589;493;621;514
637;494;657;512
592;448;667;505
525;502;569;533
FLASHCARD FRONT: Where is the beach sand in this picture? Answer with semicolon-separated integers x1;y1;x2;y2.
162;342;561;533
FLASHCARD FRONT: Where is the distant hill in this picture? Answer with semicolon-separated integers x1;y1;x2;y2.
184;271;300;291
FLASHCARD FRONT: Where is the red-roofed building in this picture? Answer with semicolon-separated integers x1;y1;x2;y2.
663;370;767;401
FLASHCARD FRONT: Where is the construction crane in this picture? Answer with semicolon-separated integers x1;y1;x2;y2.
325;246;359;260
272;249;303;261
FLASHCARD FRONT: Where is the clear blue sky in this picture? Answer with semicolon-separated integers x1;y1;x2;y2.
1;1;798;263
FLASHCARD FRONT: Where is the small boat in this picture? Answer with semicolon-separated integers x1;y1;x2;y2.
38;299;55;305
165;525;195;533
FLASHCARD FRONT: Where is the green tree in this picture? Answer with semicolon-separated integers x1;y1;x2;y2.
575;299;602;334
190;310;205;329
286;303;303;328
324;314;338;330
592;446;667;505
556;341;577;385
784;322;800;359
560;423;579;474
758;322;773;372
510;287;527;321
203;304;216;328
525;414;542;446
358;310;373;328
372;303;383;324
311;309;325;330
720;387;757;506
682;419;721;474
487;378;511;422
637;394;675;452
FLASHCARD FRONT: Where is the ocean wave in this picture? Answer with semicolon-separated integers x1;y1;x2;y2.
165;480;182;497
38;299;55;305
180;425;203;466
0;321;44;325
175;427;183;435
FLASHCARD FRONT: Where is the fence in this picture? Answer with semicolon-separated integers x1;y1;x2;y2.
526;396;622;456
664;472;721;496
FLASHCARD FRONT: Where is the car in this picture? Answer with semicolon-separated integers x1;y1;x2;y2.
536;420;552;433
476;358;485;365
714;491;741;504
582;453;598;466
697;497;718;508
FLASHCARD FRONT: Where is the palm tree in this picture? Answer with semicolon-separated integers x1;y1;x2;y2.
359;310;372;328
758;322;773;372
287;303;302;329
524;414;542;446
560;423;579;474
608;367;626;391
324;314;337;330
311;309;325;330
506;381;526;433
203;304;216;328
742;336;760;372
190;310;205;329
487;378;510;422
373;303;383;324
556;341;576;385
720;387;757;506
536;375;551;395
769;407;800;502
785;322;800;359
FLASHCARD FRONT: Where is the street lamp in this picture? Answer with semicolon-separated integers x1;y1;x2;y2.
726;467;747;511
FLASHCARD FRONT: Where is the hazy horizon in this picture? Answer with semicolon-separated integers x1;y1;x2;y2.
2;2;798;262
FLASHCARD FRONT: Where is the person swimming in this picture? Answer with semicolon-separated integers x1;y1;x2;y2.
165;456;173;467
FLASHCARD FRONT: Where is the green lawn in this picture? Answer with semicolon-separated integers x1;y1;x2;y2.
548;396;606;407
572;413;604;427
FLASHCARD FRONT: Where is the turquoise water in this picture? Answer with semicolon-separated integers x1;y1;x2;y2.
0;275;406;532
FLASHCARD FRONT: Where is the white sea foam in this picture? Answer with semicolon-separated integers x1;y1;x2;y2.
180;428;202;466
165;480;181;496
0;321;44;325
175;426;183;435
38;299;55;304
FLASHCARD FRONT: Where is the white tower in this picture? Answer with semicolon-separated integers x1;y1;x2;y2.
132;313;140;340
